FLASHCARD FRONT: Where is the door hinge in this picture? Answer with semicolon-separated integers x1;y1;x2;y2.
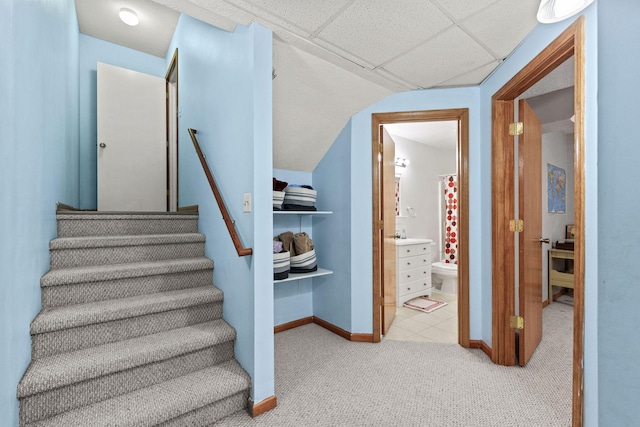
510;315;524;329
379;220;384;230
379;143;383;154
381;297;384;306
166;189;170;196
509;122;523;136
509;219;524;232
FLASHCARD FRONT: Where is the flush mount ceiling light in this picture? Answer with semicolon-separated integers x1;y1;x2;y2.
119;8;139;26
537;0;595;23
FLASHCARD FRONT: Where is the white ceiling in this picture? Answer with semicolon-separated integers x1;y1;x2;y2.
385;121;458;151
76;0;545;171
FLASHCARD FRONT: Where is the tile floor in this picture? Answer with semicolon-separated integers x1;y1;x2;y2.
384;291;458;343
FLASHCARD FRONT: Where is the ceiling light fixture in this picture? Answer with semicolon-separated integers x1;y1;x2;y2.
537;0;595;23
119;8;139;26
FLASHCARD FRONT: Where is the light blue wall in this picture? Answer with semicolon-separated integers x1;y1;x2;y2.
0;0;80;424
78;35;166;209
597;0;639;424
348;88;482;335
273;169;314;326
480;6;598;424
166;15;273;403
312;122;353;330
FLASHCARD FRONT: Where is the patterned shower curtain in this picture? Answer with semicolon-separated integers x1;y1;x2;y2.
442;174;458;264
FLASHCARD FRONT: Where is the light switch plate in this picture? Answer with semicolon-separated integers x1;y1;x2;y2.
243;193;252;213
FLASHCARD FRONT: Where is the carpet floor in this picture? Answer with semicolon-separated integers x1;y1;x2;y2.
216;299;573;426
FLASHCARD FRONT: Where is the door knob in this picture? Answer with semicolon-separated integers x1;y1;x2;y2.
539;237;550;244
99;143;107;148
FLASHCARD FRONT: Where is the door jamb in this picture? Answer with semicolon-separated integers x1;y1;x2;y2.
372;109;470;347
490;17;585;427
166;48;179;211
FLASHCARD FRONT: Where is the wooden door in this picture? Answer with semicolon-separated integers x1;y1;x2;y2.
97;62;166;211
382;127;397;334
518;99;543;366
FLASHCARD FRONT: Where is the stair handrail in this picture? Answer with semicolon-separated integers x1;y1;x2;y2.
188;128;253;257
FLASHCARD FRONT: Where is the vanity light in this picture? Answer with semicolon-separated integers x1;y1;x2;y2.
119;8;139;26
394;157;410;168
537;0;595;23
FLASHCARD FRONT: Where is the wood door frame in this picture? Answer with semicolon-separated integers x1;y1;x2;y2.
491;17;585;426
372;109;470;347
166;48;179;211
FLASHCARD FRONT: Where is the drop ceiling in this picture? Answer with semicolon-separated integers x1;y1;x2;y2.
75;0;546;171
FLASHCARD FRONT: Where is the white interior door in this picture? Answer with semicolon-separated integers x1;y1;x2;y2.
97;62;166;211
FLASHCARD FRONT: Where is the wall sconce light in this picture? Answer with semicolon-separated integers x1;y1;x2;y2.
119;8;139;26
394;157;410;168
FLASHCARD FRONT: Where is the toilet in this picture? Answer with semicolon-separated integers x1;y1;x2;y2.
431;261;458;294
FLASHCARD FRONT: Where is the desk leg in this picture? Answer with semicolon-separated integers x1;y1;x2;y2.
548;251;553;303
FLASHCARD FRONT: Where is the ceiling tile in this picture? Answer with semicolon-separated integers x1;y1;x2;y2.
431;0;500;21
384;26;495;88
436;59;501;86
240;0;353;34
316;0;454;67
462;0;539;58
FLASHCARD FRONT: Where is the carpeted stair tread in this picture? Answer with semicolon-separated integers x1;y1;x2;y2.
18;319;236;398
56;212;198;219
31;286;223;334
50;233;205;250
26;360;250;427
41;258;214;287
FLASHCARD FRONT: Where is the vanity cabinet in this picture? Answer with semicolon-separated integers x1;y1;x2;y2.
396;239;432;307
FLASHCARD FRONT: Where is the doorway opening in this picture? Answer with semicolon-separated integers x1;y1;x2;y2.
166;48;179;212
372;109;470;347
491;17;585;426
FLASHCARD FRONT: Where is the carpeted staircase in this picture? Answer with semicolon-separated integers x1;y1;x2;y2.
17;211;251;426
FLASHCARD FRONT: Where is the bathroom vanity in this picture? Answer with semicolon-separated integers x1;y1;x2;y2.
395;239;433;307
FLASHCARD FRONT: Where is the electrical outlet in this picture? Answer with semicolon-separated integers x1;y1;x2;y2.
243;193;252;213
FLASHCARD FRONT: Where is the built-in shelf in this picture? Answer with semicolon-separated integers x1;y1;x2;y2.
274;268;333;283
273;211;333;215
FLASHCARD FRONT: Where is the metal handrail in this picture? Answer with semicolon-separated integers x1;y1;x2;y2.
188;128;252;257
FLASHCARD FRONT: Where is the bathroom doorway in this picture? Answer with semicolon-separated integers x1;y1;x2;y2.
371;109;470;348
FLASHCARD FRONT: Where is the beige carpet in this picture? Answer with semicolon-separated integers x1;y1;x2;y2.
216;300;573;426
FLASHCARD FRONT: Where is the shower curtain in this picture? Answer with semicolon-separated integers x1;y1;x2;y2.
442;174;458;264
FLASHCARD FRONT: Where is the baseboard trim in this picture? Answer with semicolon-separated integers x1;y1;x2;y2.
251;395;277;417
177;204;199;212
469;340;492;359
542;298;550;308
274;317;313;334
274;316;374;342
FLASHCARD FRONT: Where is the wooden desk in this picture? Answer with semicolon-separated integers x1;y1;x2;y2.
548;248;574;302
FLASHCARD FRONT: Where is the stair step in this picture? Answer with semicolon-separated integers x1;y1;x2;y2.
26;360;249;427
56;211;199;237
31;287;224;358
20;342;236;425
18;319;236;398
49;233;206;269
41;258;215;307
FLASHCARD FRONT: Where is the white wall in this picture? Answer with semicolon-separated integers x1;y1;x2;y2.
392;134;456;261
541;132;574;301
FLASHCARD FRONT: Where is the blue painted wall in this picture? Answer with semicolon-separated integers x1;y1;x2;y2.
312;122;353;330
348;88;482;335
78;35;167;209
273;169;314;326
480;6;599;424
0;0;80;424
166;15;274;403
598;0;639;424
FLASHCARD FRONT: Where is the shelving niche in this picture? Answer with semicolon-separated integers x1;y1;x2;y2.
273;211;333;283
